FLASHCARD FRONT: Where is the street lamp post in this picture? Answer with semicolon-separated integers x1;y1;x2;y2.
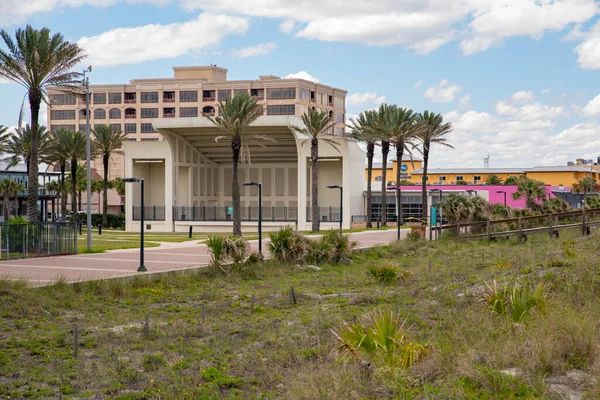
243;182;262;254
327;185;343;233
123;177;146;272
82;66;92;251
495;190;507;206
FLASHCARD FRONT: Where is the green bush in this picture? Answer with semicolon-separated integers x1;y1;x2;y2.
319;229;356;264
306;238;333;265
367;264;398;283
74;213;125;229
206;235;253;274
4;217;38;253
406;231;422;241
267;226;309;264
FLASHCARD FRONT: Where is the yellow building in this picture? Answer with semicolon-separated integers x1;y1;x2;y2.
366;159;423;183
405;166;599;187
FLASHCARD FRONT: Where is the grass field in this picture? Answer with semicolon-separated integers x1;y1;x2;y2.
1;229;600;398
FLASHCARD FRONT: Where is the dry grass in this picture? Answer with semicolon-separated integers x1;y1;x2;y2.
1;228;600;398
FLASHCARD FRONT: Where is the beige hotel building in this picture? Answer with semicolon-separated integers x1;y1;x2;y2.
47;66;365;232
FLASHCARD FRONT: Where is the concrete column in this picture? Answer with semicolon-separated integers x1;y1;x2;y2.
297;153;307;231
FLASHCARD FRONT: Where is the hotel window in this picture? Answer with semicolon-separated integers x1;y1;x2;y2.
202;106;215;116
474;176;481;182
202;90;216;101
439;176;446;182
299;88;311;101
49;94;76;105
50;110;76;120
163;108;176;118
328;95;333;106
267;87;296;100
124;123;137;134
93;93;106;104
124;92;136;103
456;176;464;181
109;108;121;119
140;108;158;118
80;109;89;118
51;125;76;132
335;127;344;136
334;96;344;109
250;88;264;99
110;123;122;132
180;91;198;102
127;138;137;142
140;123;155;133
267;105;295;116
124;108;136;119
234;89;248;96
375;176;382;182
180;107;198;117
141;138;159;142
94;109;106;119
218;89;232;100
335;113;344;123
163;91;175;103
108;93;122;104
141;92;158;103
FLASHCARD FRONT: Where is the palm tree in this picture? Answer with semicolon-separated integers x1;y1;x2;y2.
290;109;339;232
415;111;454;219
47;129;70;219
381;105;417;226
0;179;24;221
512;175;546;211
58;130;86;213
348;110;381;228
484;174;503;185
377;104;393;226
5;124;51;173
574;176;599;199
92;124;126;226
44;180;62;220
0;26;86;221
202;93;270;236
0;125;10;153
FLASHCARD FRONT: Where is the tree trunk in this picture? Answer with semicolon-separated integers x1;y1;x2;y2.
421;144;430;219
396;142;404;226
71;159;77;214
366;142;374;229
60;163;67;218
381;141;390;226
78;191;82;212
27;89;41;222
311;137;319;232
102;154;109;226
4;194;9;221
231;134;242;236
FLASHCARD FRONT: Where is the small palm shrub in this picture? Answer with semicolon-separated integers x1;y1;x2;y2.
367;264;411;283
406;231;422;241
206;235;253;273
306;238;333;265
206;235;228;272
332;308;429;369
481;280;548;324
268;226;308;264
319;229;357;264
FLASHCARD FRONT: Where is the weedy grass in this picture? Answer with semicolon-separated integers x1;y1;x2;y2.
1;228;600;398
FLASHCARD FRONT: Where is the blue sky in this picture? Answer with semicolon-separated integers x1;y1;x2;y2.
2;0;600;168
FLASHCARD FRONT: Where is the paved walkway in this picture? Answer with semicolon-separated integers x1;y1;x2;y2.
0;229;408;285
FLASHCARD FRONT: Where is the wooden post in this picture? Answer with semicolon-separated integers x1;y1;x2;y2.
201;304;206;323
549;214;554;238
290;286;297;305
456;223;460;239
486;220;491;244
582;208;587;236
250;294;255;314
73;325;79;358
518;217;523;244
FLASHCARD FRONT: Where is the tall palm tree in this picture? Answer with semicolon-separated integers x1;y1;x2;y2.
47;129;70;218
382;106;417;226
92;124;126;226
512;175;546;211
203;93;270;236
58;130;86;213
348;110;381;228
0;125;10;153
0;179;24;221
44;180;62;220
5;124;51;173
377;104;393;226
415;111;454;219
290;109;339;232
574;176;599;200
0;25;86;221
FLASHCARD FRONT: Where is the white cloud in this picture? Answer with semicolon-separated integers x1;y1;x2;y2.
346;93;387;107
496;100;518;115
0;0;169;26
458;94;471;109
279;19;295;33
282;71;320;83
541;88;552;95
510;90;535;103
582;93;600;116
414;80;425;89
230;42;276;59
563;24;586;41
424;79;462;103
574;20;600;69
78;13;248;67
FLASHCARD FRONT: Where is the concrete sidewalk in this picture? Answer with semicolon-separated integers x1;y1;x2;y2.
0;228;407;285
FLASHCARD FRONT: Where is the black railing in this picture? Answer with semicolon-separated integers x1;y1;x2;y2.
306;207;342;222
172;206;298;222
0;222;78;260
132;206;166;221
